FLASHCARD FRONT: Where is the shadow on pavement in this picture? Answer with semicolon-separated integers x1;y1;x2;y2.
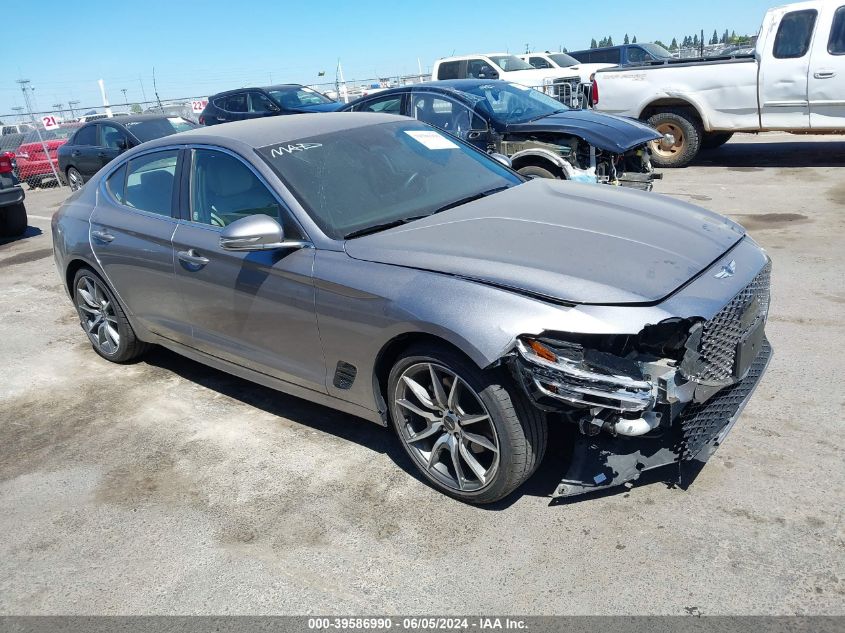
0;225;43;248
692;139;845;169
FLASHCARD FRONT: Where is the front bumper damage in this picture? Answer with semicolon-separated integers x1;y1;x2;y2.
511;260;773;499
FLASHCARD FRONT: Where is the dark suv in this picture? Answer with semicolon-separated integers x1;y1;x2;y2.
569;43;674;65
199;84;340;125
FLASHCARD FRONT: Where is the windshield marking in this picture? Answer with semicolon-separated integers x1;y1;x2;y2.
269;142;324;158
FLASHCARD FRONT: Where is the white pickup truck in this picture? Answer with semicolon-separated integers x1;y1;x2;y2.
592;0;845;166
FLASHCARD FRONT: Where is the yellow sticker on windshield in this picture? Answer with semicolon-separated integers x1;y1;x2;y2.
404;130;459;150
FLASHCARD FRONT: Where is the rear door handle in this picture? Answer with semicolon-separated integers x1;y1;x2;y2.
814;71;836;79
91;229;114;243
177;249;210;268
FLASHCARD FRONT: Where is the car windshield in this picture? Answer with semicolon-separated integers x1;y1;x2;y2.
641;43;673;59
268;86;334;108
460;82;568;124
549;53;579;67
22;127;77;143
257;120;521;239
124;117;196;142
488;55;534;71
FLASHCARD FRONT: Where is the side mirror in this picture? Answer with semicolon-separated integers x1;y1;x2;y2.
489;152;512;168
219;214;294;251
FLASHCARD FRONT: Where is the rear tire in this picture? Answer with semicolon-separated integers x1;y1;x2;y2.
0;202;27;237
388;344;547;504
517;164;560;180
646;109;703;168
72;267;149;363
67;167;84;192
701;132;734;150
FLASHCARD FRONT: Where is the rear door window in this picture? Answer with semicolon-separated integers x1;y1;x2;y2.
223;93;248;113
829;6;845;54
592;49;620;64
774;9;818;58
436;61;461;80
124;150;179;216
73;125;97;146
528;56;552;69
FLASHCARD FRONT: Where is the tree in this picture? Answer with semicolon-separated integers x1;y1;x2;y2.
130;103;142;114
693;33;700;47
722;29;729;44
670;37;679;51
590;38;598;48
607;35;614;46
654;40;668;49
624;33;630;44
632;35;637;43
711;30;719;45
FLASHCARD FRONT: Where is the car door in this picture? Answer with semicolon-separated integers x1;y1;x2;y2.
171;146;325;392
809;3;845;128
410;92;489;150
69;124;102;180
89;148;189;343
759;7;818;129
97;123;131;170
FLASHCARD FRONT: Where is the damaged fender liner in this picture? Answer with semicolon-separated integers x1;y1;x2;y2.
552;339;773;499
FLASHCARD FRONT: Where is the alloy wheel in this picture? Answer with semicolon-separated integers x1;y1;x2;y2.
651;122;685;159
393;362;500;493
75;276;120;356
68;168;83;192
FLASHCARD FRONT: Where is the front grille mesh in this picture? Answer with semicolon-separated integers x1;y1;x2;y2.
691;262;771;384
679;339;771;459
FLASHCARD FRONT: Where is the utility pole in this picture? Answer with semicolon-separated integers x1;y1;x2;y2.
52;103;63;119
68;100;80;119
121;88;128;107
11;106;24;122
16;79;62;186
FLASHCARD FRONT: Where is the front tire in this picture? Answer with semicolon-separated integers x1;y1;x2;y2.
646;109;703;168
517;165;560;180
388;344;547;504
67;167;84;192
72;267;149;363
0;202;27;237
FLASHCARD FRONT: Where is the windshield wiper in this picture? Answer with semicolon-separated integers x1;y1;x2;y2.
523;109;567;123
428;185;512;216
344;216;427;239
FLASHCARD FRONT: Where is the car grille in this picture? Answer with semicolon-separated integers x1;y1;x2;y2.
690;261;771;384
679;339;772;459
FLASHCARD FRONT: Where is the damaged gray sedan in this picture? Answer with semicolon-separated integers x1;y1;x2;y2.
52;113;771;504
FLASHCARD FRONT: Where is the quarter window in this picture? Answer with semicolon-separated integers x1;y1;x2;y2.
123;150;178;216
106;164;127;204
829;6;845;55
190;149;285;230
773;9;817;58
353;94;403;114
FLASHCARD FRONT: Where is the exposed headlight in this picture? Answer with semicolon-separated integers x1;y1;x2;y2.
515;337;654;412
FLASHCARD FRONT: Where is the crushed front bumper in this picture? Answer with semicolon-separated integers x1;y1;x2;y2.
552;339;772;499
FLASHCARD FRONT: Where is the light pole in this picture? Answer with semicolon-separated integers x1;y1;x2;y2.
68;100;80;120
121;88;128;108
52;102;63;119
11;106;24;122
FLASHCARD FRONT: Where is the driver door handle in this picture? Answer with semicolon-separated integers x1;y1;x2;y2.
177;249;210;268
814;71;836;79
91;230;114;243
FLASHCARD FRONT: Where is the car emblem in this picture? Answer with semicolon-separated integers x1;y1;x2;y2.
714;260;736;279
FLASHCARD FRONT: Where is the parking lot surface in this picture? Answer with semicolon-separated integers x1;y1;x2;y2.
1;133;843;615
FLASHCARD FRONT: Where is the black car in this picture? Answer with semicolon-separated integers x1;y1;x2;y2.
199;84;341;125
568;43;674;65
57;115;196;191
342;80;663;190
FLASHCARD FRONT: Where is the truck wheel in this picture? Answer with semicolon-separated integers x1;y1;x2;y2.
517;165;560;180
701;132;734;150
646;109;703;168
0;202;27;237
388;344;547;504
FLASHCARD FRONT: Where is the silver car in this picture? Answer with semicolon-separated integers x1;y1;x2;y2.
51;113;772;504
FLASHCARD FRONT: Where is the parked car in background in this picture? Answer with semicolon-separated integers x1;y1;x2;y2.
0;133;25;179
343;80;663;189
592;0;845;167
144;104;200;124
569;43;674;66
52;113;772;504
15;125;80;188
199;84;340;125
518;51;615;83
432;54;583;107
58;115;197;190
1;123;35;136
0;150;26;237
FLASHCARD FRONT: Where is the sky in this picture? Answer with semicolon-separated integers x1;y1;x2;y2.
3;0;776;119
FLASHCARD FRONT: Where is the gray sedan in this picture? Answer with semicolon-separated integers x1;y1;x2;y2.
52;113;772;504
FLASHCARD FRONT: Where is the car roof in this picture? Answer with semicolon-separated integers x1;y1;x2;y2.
79;114;183;128
436;53;513;63
346;79;509;100
138;112;405;152
209;84;303;99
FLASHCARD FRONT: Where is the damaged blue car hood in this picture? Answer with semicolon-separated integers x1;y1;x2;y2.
505;110;662;154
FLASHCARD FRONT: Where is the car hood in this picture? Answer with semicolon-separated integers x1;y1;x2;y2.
506;110;662;154
503;69;580;84
290;102;343;113
344;179;745;305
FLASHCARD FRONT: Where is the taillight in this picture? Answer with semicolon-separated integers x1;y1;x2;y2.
591;77;599;105
0;153;12;173
198;115;205;125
